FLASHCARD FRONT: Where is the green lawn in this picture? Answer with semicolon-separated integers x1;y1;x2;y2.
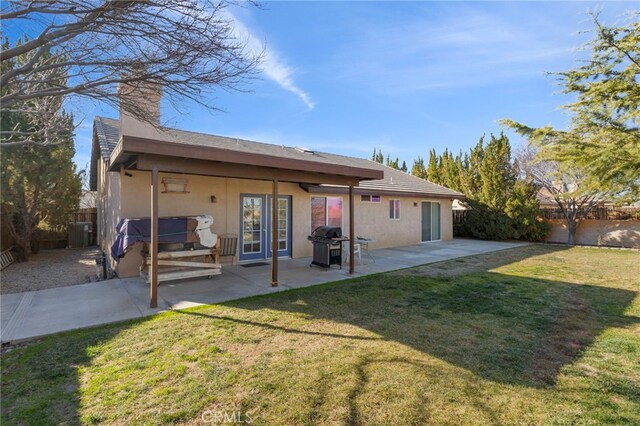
2;245;639;425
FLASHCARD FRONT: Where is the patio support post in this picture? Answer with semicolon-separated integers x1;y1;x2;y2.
271;178;278;287
349;185;355;274
150;165;159;308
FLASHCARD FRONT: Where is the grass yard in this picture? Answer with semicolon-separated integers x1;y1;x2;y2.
2;245;639;425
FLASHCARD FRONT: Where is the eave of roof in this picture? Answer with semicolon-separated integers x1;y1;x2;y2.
109;135;384;181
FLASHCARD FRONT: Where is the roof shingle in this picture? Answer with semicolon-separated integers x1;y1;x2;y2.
92;116;463;198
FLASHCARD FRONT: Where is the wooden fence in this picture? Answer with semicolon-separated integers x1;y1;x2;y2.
73;207;98;246
452;210;467;225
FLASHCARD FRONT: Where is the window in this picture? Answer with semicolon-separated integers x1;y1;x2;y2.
360;195;381;203
389;199;400;219
311;197;343;231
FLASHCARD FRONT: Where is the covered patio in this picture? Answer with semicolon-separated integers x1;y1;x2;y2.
1;239;528;343
108;133;384;308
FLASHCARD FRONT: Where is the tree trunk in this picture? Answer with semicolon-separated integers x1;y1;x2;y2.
6;211;34;262
566;217;577;246
567;226;575;245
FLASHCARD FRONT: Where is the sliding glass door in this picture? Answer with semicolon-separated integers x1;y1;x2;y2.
421;201;441;242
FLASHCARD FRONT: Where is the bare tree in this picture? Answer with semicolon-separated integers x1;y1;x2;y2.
1;0;260;147
516;145;609;245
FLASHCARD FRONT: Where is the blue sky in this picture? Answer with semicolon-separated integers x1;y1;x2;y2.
63;1;634;170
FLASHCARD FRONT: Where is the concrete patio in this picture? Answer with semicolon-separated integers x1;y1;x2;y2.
1;239;527;343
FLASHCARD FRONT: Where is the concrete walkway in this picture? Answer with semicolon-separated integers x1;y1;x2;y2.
1;239;527;343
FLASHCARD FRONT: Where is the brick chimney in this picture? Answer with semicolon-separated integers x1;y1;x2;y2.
118;80;162;140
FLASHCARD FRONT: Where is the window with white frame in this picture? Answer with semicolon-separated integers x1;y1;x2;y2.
389;199;400;219
311;197;343;231
361;194;381;203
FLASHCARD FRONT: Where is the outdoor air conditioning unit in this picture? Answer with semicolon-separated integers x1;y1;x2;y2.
68;222;93;248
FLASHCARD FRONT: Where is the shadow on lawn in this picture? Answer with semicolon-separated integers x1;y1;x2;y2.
186;245;639;388
2;245;638;425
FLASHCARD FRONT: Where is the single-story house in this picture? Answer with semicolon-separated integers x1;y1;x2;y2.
90;84;463;306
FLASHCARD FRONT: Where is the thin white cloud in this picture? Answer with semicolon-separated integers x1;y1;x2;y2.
331;8;584;93
230;13;315;110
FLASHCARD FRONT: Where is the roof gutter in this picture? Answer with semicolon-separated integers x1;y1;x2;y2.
300;184;466;200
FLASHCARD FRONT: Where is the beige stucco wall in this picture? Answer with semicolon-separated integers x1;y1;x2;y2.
100;169;455;277
97;158;122;275
351;196;453;248
545;219;640;248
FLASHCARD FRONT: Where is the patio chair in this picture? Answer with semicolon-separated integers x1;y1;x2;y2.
218;233;239;265
343;243;362;265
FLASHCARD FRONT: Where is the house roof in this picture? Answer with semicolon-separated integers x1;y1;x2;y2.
90;116;463;199
303;162;464;199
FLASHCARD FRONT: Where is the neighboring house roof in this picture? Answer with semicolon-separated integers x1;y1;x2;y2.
79;190;97;209
90;116;463;199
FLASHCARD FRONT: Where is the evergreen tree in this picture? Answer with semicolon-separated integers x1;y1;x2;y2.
385;155;400;169
1;41;82;260
478;133;515;209
427;149;440;184
502;14;640;198
413;133;547;241
400;160;408;173
411;156;427;179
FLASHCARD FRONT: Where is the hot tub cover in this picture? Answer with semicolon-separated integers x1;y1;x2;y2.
111;215;216;259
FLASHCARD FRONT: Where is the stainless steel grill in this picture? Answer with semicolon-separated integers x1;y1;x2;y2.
308;226;347;270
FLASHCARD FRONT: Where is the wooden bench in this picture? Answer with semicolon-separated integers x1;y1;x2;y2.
1;247;15;270
140;238;222;284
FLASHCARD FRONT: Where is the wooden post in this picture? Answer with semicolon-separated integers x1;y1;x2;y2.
349;185;355;274
150;165;159;308
271;178;278;287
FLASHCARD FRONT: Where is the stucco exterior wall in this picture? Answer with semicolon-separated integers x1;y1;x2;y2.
97;158;122;275
101;169;455;277
545;219;640;248
351;196;453;248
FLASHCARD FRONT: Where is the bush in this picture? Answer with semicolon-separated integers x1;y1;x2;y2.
457;195;550;242
459;201;513;240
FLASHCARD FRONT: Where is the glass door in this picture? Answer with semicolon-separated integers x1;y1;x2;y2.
240;194;292;261
240;195;265;261
421;202;432;242
421;201;441;242
431;202;441;240
267;195;292;258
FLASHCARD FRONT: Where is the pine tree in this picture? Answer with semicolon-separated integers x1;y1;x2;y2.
502;14;639;198
400;160;408;173
1;41;82;260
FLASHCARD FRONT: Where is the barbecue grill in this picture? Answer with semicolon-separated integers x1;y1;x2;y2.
308;226;347;270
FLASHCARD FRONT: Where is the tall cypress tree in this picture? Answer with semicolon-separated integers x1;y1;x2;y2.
411;156;427;179
427;149;440;184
